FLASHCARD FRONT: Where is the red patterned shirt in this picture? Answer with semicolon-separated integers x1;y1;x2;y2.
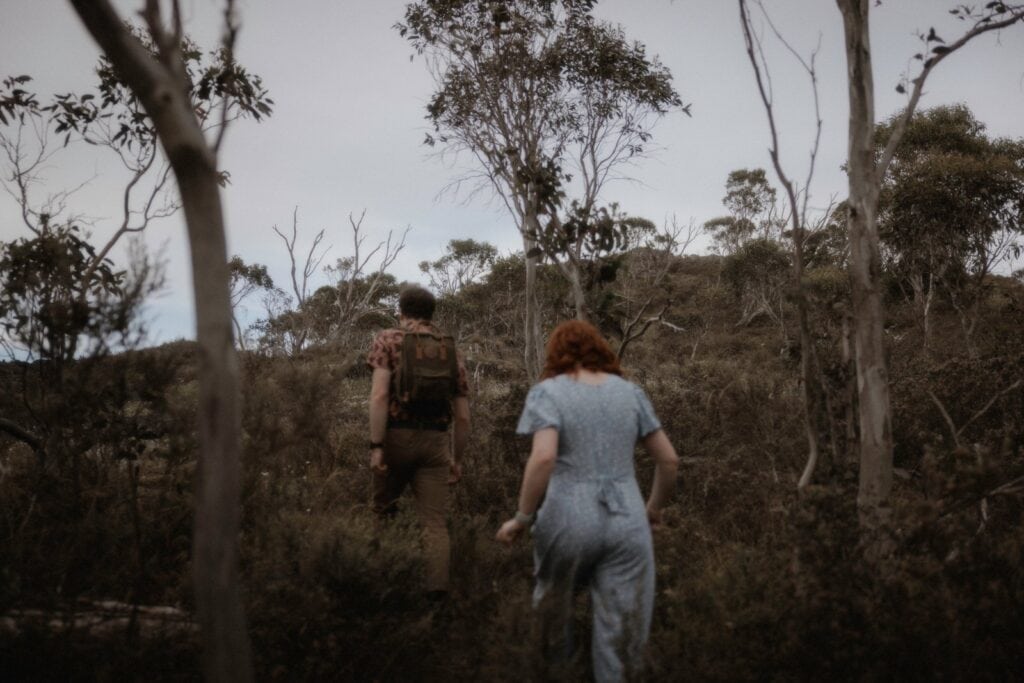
366;319;469;426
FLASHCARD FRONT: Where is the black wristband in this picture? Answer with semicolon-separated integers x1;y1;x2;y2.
369;441;385;450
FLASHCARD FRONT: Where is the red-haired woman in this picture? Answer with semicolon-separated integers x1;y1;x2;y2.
496;320;679;682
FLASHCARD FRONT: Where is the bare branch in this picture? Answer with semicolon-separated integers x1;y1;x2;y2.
877;7;1024;182
272;206;329;308
0;417;45;463
212;0;239;155
740;0;830;491
928;390;963;449
616;299;671;362
957;380;1023;440
328;212;409;338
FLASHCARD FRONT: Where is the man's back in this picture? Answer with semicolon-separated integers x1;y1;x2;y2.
365;288;471;596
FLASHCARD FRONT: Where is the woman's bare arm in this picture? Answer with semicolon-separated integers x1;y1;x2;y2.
496;428;558;543
516;428;558;515
643;429;679;521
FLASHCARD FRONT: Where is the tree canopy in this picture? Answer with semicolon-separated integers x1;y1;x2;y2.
878;104;1024;286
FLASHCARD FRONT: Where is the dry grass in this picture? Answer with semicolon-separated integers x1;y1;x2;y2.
2;270;1024;679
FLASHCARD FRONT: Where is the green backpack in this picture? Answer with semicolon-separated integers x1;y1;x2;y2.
393;331;459;419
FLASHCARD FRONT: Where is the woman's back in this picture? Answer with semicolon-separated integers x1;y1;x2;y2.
516;372;663;681
519;373;660;481
518;371;661;547
497;319;678;683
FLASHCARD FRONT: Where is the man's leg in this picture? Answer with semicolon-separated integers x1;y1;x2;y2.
372;430;415;517
411;431;451;593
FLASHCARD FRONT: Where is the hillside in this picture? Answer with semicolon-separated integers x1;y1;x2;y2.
2;254;1023;680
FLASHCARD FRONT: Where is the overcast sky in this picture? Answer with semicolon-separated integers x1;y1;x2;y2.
1;0;1022;344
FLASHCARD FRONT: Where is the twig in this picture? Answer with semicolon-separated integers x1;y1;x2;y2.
876;6;1024;183
927;390;963;449
957;380;1022;439
212;0;238;155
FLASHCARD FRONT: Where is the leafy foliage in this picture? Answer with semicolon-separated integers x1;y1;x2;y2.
0;222;149;362
705;168;781;255
878;104;1024;284
878;104;1024;349
3;244;1024;678
44;31;272;152
419;238;498;296
398;0;685;321
0;75;39;126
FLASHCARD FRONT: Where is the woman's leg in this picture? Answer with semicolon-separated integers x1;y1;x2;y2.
590;533;655;683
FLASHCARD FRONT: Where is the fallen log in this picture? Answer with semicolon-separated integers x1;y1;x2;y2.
1;600;198;639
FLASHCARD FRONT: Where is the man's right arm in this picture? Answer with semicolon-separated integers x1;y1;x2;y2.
369;368;391;445
368;367;390;474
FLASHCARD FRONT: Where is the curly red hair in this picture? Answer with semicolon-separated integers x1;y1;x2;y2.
541;320;622;379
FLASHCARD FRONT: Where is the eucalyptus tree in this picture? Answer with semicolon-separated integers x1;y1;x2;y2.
877;104;1024;353
704;168;782;255
397;0;683;376
0;36;270;294
65;0;271;678
420;238;498;297
834;0;1024;531
228;256;275;350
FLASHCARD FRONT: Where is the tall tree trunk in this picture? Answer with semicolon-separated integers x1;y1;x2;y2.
842;313;858;463
836;0;894;531
567;264;588;321
794;236;824;491
67;2;252;679
909;271;933;351
522;217;545;380
176;153;250;681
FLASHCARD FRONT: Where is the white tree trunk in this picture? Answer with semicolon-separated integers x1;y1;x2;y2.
67;2;252;679
522;219;545;379
836;0;894;530
568;264;588;321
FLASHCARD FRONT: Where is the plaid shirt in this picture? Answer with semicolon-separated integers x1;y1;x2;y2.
366;319;470;427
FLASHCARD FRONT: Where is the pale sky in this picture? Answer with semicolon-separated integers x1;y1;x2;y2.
1;0;1022;344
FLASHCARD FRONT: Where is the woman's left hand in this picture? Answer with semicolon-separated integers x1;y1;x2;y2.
495;518;526;545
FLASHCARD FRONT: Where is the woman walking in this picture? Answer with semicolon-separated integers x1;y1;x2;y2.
496;320;679;682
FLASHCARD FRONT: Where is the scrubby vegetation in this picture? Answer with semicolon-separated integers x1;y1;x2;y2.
2;247;1023;680
2;0;1022;674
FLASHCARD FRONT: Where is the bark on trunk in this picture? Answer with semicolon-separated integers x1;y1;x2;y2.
568;265;588;321
795;247;823;491
66;2;252;679
837;0;894;530
841;314;859;463
174;151;250;682
522;219;545;380
909;272;933;350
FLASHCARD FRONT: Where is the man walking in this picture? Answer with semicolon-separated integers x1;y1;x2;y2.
366;285;470;597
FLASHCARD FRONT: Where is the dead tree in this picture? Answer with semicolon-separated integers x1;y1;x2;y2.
271;206;328;353
326;210;408;338
739;0;834;491
614;215;700;361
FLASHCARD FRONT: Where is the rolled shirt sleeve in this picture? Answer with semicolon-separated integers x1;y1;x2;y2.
366;331;392;371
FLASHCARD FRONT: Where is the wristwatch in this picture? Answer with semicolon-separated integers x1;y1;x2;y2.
368;441;385;450
513;510;535;526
